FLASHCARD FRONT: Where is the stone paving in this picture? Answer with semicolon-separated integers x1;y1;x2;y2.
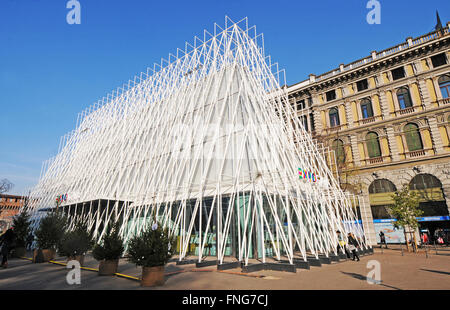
0;247;449;290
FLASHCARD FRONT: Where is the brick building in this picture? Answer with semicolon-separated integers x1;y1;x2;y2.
0;194;26;232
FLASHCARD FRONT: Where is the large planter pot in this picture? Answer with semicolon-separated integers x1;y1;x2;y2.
14;247;26;258
98;259;119;276
33;249;56;263
141;265;165;287
67;255;85;266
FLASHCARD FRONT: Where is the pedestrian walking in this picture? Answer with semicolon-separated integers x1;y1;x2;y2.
0;227;16;268
433;228;440;243
379;231;388;249
336;230;351;258
347;232;360;261
421;232;429;246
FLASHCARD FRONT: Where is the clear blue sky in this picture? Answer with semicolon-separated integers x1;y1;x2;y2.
0;0;449;195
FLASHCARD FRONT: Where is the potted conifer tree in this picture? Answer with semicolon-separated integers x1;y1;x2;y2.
92;221;124;275
59;221;92;266
127;221;175;287
34;211;66;262
12;210;31;257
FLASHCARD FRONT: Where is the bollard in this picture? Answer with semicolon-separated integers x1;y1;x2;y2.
401;246;404;256
434;241;438;255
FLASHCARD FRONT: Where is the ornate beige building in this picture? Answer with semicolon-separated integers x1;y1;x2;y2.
287;22;450;245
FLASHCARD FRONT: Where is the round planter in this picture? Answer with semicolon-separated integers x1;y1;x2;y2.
141;265;165;287
68;255;85;266
33;249;56;263
98;259;119;276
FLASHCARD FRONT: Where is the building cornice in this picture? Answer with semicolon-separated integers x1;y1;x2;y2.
288;23;450;97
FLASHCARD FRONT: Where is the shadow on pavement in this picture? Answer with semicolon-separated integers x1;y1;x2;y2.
340;271;402;290
420;269;450;276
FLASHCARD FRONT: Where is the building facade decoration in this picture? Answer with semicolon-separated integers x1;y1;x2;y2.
288;22;450;243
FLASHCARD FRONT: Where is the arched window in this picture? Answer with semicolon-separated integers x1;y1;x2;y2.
438;75;450;99
397;87;413;109
369;179;397;194
404;123;423;151
369;179;397;220
332;139;345;164
409;174;442;190
366;132;381;158
329;108;340;127
360;98;374;119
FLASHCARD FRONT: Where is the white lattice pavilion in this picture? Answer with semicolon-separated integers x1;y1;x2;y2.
27;17;369;265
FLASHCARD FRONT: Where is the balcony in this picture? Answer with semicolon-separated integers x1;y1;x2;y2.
406;149;426;158
397;107;415;116
325;124;345;134
367;156;384;164
360;116;376;125
434;98;450;106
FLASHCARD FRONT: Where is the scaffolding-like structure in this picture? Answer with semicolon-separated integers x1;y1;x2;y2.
26;17;369;265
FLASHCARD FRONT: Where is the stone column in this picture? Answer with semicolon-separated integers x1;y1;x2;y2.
344;100;354;128
378;91;391;120
417;78;433;109
385;126;401;161
311;93;323;133
427;116;445;154
349;135;361;165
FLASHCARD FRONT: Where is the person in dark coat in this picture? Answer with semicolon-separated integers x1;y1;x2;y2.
379;231;388;249
347;232;360;261
0;227;16;268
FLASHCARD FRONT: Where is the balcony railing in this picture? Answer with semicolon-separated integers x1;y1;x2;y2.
434;98;450;106
406;149;426;158
367;156;384;164
398;107;415;115
314;25;449;83
360;116;376;125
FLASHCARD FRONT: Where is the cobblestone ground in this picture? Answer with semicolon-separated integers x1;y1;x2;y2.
0;247;449;290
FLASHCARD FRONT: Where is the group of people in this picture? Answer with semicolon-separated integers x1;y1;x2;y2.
336;231;360;261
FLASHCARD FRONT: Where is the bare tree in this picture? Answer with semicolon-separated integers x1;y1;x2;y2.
0;179;14;194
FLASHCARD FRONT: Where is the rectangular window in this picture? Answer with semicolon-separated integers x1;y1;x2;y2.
431;53;447;68
356;79;368;92
299;115;308;131
326;90;336;102
391;67;405;80
296;99;305;111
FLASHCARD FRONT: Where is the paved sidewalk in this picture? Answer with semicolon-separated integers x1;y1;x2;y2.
0;248;449;290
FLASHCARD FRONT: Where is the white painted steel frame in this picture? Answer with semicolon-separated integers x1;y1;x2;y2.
26;17;369;266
